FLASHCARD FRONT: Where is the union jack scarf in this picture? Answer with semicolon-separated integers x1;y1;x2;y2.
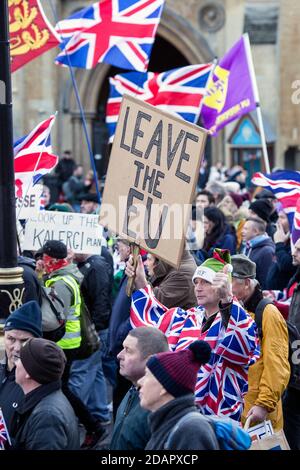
131;285;260;421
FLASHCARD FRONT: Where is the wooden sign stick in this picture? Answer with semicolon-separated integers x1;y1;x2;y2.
126;243;140;297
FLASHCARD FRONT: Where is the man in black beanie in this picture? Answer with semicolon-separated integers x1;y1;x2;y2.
249;199;278;239
137;340;251;451
10;338;79;450
137;341;220;450
0;301;42;436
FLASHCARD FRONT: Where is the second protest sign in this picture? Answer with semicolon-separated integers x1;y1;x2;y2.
23;211;103;255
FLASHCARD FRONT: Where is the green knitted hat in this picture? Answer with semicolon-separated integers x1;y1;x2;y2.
192;249;232;284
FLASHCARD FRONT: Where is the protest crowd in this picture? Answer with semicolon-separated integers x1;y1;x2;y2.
1;0;300;455
1;158;300;451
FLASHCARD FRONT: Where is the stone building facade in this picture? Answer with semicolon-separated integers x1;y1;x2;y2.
11;0;300;176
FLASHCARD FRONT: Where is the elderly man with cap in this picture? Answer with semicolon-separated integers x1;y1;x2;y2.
40;239;108;448
0;301;42;435
231;254;290;431
80;193;100;215
11;338;79;450
127;249;260;422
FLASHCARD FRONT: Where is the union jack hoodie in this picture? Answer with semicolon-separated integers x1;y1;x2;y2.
130;286;260;422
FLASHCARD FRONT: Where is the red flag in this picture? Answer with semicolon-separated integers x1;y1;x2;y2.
9;0;60;72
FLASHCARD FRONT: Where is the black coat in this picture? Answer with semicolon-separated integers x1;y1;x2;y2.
0;360;24;435
18;256;42;306
108;274;131;357
288;268;300;334
11;381;79;450
245;237;275;289
55;158;76;183
78;254;113;331
266;242;297;290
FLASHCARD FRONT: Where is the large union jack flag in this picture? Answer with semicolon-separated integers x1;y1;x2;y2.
252;170;300;229
14;116;58;198
106;63;212;140
0;408;11;450
130;285;259;422
55;0;164;71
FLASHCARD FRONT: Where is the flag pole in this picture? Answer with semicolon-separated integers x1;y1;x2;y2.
197;58;218;173
48;1;102;206
243;33;271;174
196;57;218;125
0;0;24;320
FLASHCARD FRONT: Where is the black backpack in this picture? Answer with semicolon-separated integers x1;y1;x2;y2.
63;277;100;360
255;298;300;391
76;297;101;360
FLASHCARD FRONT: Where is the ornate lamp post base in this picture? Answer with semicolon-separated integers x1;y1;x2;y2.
0;267;24;321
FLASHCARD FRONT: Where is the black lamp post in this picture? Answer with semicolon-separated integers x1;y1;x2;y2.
0;0;24;320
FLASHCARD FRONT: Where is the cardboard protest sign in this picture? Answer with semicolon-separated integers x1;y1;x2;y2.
23;211;103;255
100;95;207;267
16;184;43;220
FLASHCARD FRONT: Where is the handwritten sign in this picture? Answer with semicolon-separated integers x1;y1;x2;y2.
100;95;207;268
16;184;43;219
23;211;103;255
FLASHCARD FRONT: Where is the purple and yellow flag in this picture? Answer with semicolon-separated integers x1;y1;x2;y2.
201;35;256;135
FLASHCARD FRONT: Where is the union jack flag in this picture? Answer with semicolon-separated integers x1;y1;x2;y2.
292;197;300;246
0;408;11;450
131;285;260;422
55;0;164;71
252;170;300;229
106;63;213;140
14;116;58;199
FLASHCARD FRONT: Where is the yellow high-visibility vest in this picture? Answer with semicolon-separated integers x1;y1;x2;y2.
45;275;82;350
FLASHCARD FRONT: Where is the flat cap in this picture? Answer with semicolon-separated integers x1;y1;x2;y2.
231;254;256;279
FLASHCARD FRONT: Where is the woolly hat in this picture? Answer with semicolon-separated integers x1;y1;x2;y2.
249;199;273;222
231;254;256;279
4;301;42;338
229;192;249;209
48;203;73;213
42;240;67;259
20;338;66;384
255;189;276;200
79;193;98;203
192;249;232;284
146;340;211;398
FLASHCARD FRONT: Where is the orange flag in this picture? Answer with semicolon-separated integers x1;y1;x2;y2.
9;0;60;72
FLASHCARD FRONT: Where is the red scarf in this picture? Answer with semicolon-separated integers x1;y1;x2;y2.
43;254;69;274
